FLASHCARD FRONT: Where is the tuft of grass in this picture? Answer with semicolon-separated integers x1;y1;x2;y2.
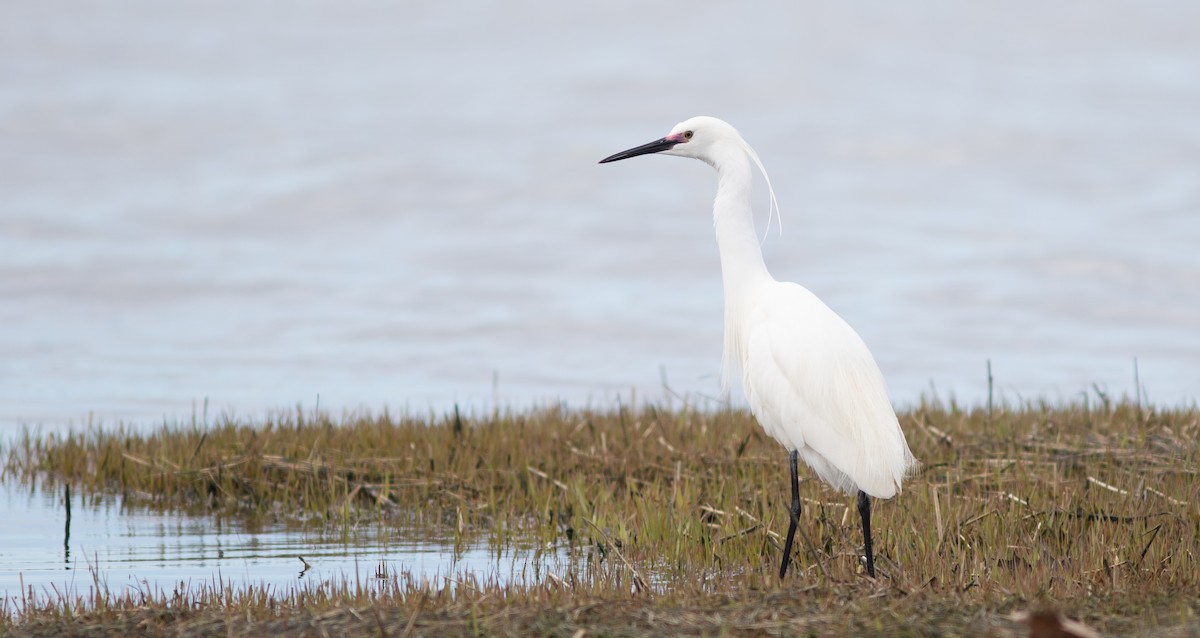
2;398;1199;636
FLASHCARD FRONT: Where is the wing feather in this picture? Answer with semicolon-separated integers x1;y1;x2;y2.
741;282;916;498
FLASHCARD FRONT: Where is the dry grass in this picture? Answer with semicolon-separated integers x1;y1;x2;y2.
2;398;1199;636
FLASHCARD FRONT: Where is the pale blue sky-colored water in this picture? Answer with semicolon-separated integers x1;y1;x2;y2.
2;2;1199;430
1;0;1199;599
0;482;568;607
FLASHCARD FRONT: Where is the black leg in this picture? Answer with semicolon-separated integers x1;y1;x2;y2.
858;489;875;577
779;450;801;578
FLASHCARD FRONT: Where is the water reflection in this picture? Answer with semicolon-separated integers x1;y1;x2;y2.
62;483;71;568
0;482;568;602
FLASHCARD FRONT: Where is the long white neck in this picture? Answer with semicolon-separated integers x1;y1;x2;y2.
710;150;772;390
713;153;771;287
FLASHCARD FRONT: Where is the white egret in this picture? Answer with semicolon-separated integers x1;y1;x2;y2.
599;116;918;578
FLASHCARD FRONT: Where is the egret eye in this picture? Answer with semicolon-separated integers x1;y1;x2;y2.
683;130;694;140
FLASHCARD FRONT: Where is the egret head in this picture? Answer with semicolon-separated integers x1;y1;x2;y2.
599;116;781;236
598;116;738;164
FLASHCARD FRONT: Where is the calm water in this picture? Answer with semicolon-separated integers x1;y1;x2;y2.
1;0;1198;598
0;481;569;605
2;1;1199;429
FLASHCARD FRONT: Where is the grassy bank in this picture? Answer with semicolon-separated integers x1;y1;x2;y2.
2;399;1198;636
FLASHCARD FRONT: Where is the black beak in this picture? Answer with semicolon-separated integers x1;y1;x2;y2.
599;137;678;164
